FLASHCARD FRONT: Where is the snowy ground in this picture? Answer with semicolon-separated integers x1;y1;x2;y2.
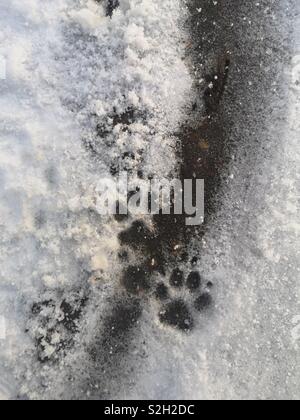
0;0;192;400
0;0;299;400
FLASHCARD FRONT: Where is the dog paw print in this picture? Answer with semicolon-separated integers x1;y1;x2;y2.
120;266;214;332
28;293;88;363
157;269;213;332
85;106;147;176
117;218;214;333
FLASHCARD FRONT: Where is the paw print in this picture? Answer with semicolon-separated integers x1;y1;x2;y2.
118;218;214;333
156;268;213;332
85;106;147;175
28;292;88;363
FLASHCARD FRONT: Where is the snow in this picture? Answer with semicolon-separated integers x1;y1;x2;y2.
0;0;299;400
0;0;191;399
